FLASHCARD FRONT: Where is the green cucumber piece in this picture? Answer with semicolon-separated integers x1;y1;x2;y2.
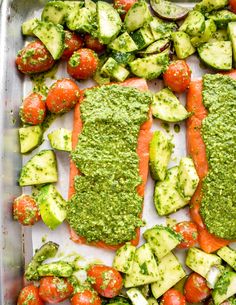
228;22;236;68
101;57;129;82
109;32;137;53
41;1;68;25
209;29;229;42
191;19;217;47
195;0;229;14
22;18;39;36
131;26;154;50
113;243;136;274
217;247;236;271
213;271;236;305
19;125;43;154
37;261;73;277
127;289;148;305
110;51;135;65
147;298;158;305
179;11;205;36
48;128;72;152
172;31;196;59
150;17;177;41
138;38;170;57
209;10;236;29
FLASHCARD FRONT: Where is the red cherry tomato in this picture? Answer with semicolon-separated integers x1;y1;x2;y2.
114;0;137;14
17;285;44;305
45;78;80;114
71;289;102;305
229;0;236;14
173;221;198;249
161;289;186;305
62;31;83;60
163;60;191;93
39;276;73;304
184;273;211;303
16;40;55;74
84;35;105;53
13;194;41;226
87;265;123;298
20;93;46;125
67;48;99;80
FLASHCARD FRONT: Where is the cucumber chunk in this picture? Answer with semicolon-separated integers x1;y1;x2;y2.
209;10;236;29
178;157;199;199
131;27;155;50
191;19;217;47
143;225;181;260
195;0;229;14
127;289;148;305
41;1;68;25
22;18;39;36
150;17;177;41
124;0;152;32
172;31;196;59
38;184;67;230
179;11;205;36
213;271;236;305
109;32;138;53
151;252;186;299
148;298;159;305
37;261;73;277
228;22;236;68
110;51;135;65
149;130;173;181
198;41;232;70
129;51;169;80
138;38;170;57
101;57;129;82
154;167;189;216
152;88;189;122
19;150;58;186
186;247;222;278
150;0;189;21
19;125;43;154
48;128;72;152
25;241;59;281
33;21;65;60
113;243;136;274
209;29;229;42
97;1;122;44
217;247;236;271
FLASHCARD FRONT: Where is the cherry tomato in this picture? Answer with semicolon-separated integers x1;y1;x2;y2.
17;285;44;305
16;40;55;74
114;0;137;14
39;276;74;304
84;35;105;53
161;289;186;305
87;265;123;298
67;48;99;80
163;60;191;93
62;31;84;60
173;221;198;249
13;194;41;226
45;78;80;114
184;273;211;303
229;0;236;14
20;93;46;125
71;289;102;305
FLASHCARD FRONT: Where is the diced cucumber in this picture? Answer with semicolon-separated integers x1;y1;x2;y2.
173;276;188;294
127;288;148;305
217;247;236;271
228;22;236;68
33;21;65;60
19;150;58;186
138;38;170;57
93;55;110;85
110;51;135;65
186;247;222;278
177;157;199;199
198;41;232;70
22;18;39;36
37;261;73;277
209;29;229;42
143;225;181;260
97;1;122;44
109;32;137;53
25;241;59;281
124;243;159;288
113;243;136;274
101;57;129;82
48;128;72;152
38;184;67;230
131;27;154;50
19;125;43;154
150;17;177;41
151;252;186;299
149;130;173;181
41;1;68;25
213;271;236;305
172;31;196;59
195;0;228;14
191;19;217;47
152;88;189;122
129;51;169;80
148;298;159;305
179;11;205;36
154;167;189;216
124;0;152;32
209;10;236;29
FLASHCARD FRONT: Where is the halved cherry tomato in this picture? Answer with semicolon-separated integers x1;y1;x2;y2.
13;194;41;226
71;289;102;305
163;60;191;93
67;48;99;80
173;221;198;249
17;285;44;305
114;0;137;14
184;273;211;303
84;35;105;53
39;276;74;304
229;0;236;14
16;40;55;74
87;265;123;298
45;78;80;114
161;289;186;305
20;93;46;125
62;31;84;60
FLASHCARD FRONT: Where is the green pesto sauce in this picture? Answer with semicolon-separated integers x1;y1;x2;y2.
67;85;152;245
200;74;236;240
